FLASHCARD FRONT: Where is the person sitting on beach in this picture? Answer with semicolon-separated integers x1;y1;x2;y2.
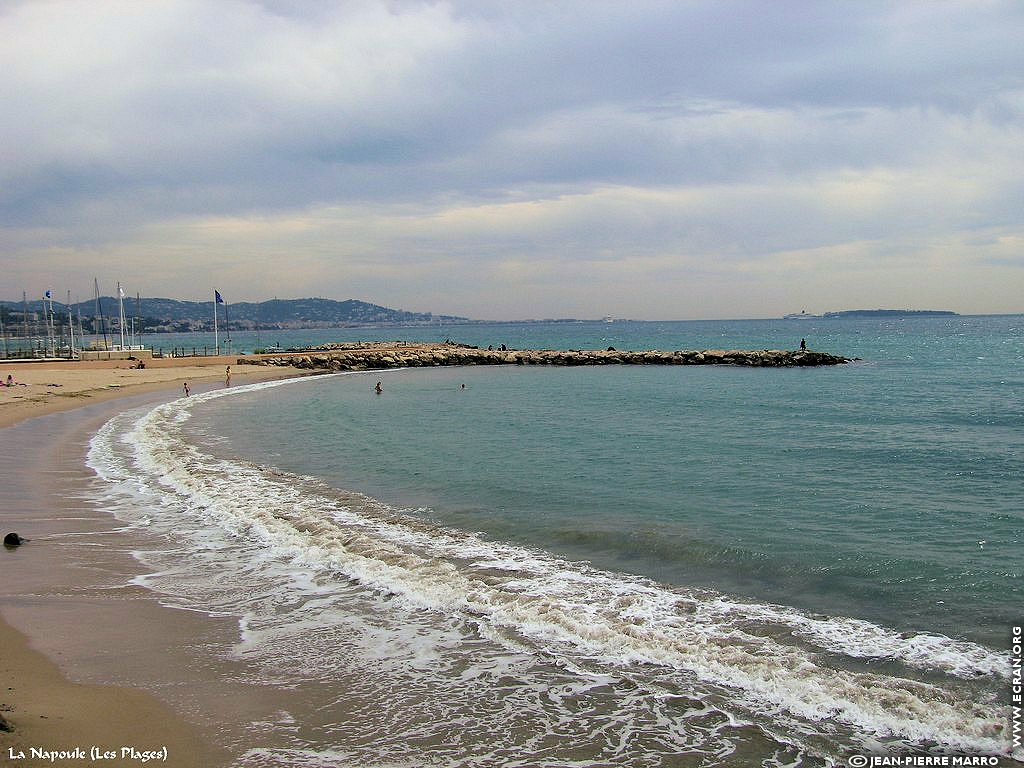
4;374;13;387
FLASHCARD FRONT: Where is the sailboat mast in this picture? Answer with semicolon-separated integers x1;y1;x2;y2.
0;302;8;358
76;303;85;354
213;289;219;356
67;290;76;357
22;292;29;354
94;278;109;350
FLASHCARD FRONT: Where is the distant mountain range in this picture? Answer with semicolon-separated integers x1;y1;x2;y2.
784;309;958;319
0;296;469;333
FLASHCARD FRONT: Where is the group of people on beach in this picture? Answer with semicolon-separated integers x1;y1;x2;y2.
181;366;231;398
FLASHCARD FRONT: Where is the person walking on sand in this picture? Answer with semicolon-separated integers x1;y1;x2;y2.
183;382;190;397
225;365;232;387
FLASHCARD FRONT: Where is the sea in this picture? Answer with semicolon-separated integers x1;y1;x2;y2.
83;316;1022;767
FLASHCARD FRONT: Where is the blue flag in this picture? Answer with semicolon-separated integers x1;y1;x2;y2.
215;290;224;304
45;290;51;299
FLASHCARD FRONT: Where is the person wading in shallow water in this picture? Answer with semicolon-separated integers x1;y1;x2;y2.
183;382;190;397
375;381;383;394
225;365;232;387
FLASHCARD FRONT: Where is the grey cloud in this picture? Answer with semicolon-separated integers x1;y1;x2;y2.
6;1;1021;213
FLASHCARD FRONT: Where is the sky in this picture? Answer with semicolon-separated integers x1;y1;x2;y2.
2;0;1022;320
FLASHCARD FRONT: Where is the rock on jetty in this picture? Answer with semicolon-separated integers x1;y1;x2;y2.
240;342;850;372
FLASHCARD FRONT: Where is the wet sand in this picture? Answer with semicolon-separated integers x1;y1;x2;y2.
0;359;305;767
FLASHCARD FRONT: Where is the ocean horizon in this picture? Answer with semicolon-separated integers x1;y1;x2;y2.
93;312;1020;358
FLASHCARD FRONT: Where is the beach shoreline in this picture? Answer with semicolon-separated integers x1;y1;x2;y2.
0;355;312;430
0;358;305;767
3;345;1019;765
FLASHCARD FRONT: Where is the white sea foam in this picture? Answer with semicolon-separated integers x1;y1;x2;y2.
85;376;1016;761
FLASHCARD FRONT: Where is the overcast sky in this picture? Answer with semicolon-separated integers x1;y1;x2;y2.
2;0;1022;319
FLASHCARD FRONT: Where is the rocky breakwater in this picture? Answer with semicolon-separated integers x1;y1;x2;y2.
240;342;850;372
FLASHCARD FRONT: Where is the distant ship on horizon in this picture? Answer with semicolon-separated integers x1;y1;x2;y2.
783;310;821;320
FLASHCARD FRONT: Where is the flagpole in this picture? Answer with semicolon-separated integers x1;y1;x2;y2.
44;290;55;357
117;282;127;350
214;289;219;356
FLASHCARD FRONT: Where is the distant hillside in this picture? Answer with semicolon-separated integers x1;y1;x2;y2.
0;297;468;333
822;309;958;318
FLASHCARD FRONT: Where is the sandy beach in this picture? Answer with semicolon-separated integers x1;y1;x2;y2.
0;357;304;767
0;356;305;430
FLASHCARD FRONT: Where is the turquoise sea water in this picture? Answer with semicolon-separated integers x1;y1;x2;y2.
87;316;1023;766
